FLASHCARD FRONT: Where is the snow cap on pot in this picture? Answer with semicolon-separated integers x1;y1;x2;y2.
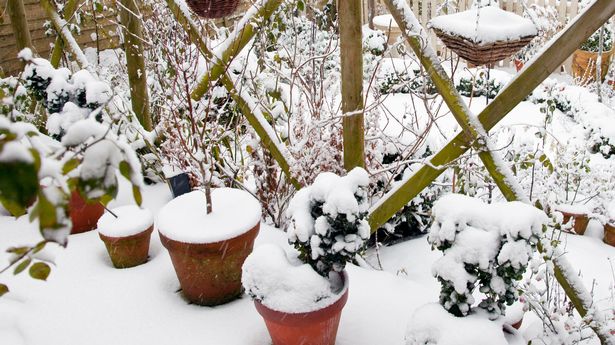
286;167;371;278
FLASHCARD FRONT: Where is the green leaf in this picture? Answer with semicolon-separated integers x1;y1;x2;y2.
0;161;39;216
119;161;132;181
132;185;142;206
14;258;32;275
32;241;47;254
29;262;51;281
0;284;8;297
62;158;80;175
7;246;29;255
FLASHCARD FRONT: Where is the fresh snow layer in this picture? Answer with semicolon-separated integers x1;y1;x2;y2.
373;14;400;29
156;188;261;243
242;244;346;313
97;205;153;237
555;203;591;215
3;179;615;345
428;6;537;44
406;303;524;345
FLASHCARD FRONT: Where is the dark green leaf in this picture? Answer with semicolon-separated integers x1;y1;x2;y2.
29;262;51;281
62;158;80;175
32;241;47;254
14;258;32;275
0;161;39;216
119;161;131;181
7;246;29;255
0;284;8;297
132;185;142;206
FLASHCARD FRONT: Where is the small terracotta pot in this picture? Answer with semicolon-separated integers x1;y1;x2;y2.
559;211;589;235
255;274;348;345
160;223;259;306
99;226;153;269
603;223;615;246
69;190;104;234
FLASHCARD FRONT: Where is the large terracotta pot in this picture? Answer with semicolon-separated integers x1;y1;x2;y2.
559;210;589;236
254;274;348;345
604;223;615;247
572;49;613;83
69;190;104;234
160;223;259;306
99;226;153;269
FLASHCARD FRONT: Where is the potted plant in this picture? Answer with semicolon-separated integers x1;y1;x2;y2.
157;187;261;306
603;201;615;246
555;204;590;235
572;25;613;83
97;205;154;268
242;168;371;345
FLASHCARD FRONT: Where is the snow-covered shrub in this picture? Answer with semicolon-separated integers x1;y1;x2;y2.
378;68;436;95
515;4;562;63
580;26;613;53
428;194;547;319
456;75;502;99
287;168;371;277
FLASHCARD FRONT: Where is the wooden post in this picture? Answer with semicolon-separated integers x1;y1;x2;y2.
118;0;152;131
190;0;284;101
368;0;376;29
165;0;302;190
49;0;81;68
7;0;33;54
339;0;365;170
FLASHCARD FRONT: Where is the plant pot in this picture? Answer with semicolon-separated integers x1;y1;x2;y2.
69;190;104;234
559;210;589;235
185;0;241;19
254;276;348;345
572;49;613;83
97;205;154;268
603;223;615;247
99;226;153;268
160;223;259;305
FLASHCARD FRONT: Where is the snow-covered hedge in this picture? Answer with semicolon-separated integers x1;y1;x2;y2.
428;194;547;319
287;168;371;277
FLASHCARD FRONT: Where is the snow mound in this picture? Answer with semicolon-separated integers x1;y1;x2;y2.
428;6;537;44
406;303;523;345
97;205;153;237
242;244;346;313
156;188;261;243
429;194;547;247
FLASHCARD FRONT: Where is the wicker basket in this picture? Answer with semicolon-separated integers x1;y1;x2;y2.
185;0;241;19
433;28;536;66
572;49;613;84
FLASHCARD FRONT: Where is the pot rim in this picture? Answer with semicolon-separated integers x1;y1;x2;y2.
254;271;349;323
99;226;153;243
158;222;260;249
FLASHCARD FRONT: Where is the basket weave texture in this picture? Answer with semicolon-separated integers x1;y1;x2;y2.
572;49;613;84
433;28;536;66
185;0;240;19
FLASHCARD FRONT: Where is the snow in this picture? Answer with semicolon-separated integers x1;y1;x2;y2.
373;14;400;29
406;303;524;345
97;205;153;237
428;6;537;44
156;188;261;244
0;141;34;163
2;180;615;345
556;203;591;215
242;244;346;313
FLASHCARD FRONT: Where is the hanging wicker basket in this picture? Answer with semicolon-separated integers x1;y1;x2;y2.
185;0;241;19
432;28;536;66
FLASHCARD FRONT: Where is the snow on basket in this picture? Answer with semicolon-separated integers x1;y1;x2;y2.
428;5;537;66
183;0;241;19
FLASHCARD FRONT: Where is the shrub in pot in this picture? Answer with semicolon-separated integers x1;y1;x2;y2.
157;187;261;306
97;205;154;268
242;168;370;345
572;26;613;83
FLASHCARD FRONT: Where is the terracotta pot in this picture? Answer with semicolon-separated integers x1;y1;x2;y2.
99;226;153;268
69;190;104;234
572;49;613;83
559;211;589;235
255;274;348;345
603;223;615;246
160;223;259;306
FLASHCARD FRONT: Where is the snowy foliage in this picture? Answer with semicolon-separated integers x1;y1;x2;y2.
287;168;370;277
428;194;547;319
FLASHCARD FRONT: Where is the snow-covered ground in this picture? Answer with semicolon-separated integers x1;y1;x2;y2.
1;178;614;345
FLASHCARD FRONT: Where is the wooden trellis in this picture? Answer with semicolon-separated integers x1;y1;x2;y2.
10;0;615;342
